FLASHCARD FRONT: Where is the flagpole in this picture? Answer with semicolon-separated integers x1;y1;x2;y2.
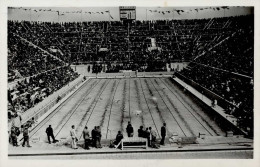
108;10;110;22
30;9;32;22
57;11;59;22
146;9;147;21
81;10;83;23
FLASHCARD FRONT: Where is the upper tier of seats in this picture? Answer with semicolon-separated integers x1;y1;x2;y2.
8;15;252;66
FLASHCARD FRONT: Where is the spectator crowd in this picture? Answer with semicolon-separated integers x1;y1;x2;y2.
8;15;253;72
8;66;79;120
8;14;253;147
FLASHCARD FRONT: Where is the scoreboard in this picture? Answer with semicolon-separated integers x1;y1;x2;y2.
119;6;136;20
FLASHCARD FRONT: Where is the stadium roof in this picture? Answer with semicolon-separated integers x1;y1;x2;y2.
8;6;253;22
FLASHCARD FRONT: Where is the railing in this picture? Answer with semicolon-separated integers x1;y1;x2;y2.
172;74;249;136
175;72;251;122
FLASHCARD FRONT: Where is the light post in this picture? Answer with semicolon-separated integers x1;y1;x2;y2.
146;9;147;21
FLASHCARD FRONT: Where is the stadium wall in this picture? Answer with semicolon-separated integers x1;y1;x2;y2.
71;62;189;76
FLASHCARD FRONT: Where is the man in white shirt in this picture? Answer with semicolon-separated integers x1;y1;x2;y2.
70;125;78;149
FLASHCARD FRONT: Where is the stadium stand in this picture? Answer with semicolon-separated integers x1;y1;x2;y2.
8;15;253;135
8;16;247;69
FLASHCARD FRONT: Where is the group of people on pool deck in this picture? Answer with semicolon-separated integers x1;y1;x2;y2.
10;121;166;150
70;125;103;150
69;122;167;150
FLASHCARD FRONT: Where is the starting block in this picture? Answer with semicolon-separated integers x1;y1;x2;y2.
226;131;233;137
169;133;179;145
198;132;206;139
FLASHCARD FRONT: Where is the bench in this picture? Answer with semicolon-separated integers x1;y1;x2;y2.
118;137;148;150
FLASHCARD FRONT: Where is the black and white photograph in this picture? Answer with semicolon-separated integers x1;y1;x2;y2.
1;0;260;166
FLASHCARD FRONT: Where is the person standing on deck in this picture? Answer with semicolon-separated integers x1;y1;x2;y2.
22;126;31;147
91;126;97;147
160;123;166;145
10;126;18;147
70;125;78;149
138;126;144;137
126;121;134;137
46;125;57;144
149;127;157;146
96;126;102;148
145;127;151;147
82;126;90;150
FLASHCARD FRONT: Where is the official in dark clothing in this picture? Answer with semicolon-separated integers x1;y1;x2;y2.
82;126;90;150
22;126;31;147
10;127;18;146
46;125;57;144
138;126;144;138
126;121;134;137
96;126;102;148
160;123;166;145
91;126;97;147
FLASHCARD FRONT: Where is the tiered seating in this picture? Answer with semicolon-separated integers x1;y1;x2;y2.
179;15;253;130
8;66;79;120
8;16;248;72
8;33;64;82
8;23;80;119
8;15;253;129
194;16;253;76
